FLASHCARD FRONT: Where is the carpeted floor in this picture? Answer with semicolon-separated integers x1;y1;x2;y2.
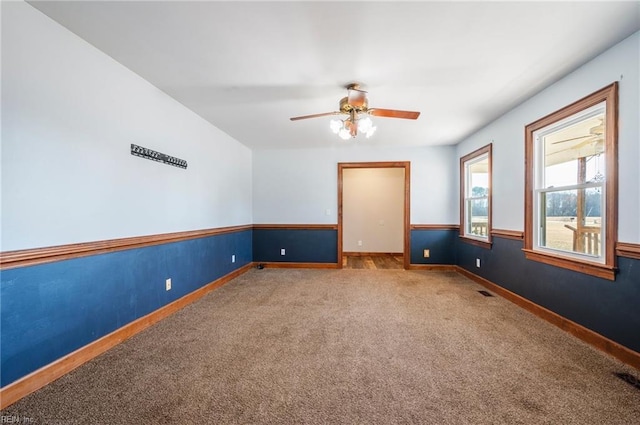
3;269;639;424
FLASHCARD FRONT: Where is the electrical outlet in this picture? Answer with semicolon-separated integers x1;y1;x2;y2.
165;278;172;291
476;258;481;268
423;249;430;258
357;240;363;247
232;254;236;263
281;248;286;256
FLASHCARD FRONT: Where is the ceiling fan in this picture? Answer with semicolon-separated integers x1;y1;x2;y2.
551;119;604;145
549;118;605;158
290;84;420;139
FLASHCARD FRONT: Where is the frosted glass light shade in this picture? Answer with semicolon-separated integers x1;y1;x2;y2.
358;116;373;133
338;128;351;140
365;125;377;138
329;119;343;134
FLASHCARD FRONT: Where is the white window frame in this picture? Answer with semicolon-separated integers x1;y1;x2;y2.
532;103;607;263
460;144;492;248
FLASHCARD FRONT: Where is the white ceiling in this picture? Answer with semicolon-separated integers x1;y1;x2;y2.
28;1;640;150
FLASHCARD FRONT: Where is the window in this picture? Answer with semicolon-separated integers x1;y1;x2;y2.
524;83;618;280
460;144;492;248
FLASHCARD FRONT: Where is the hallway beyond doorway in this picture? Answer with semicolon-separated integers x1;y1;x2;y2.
342;253;403;269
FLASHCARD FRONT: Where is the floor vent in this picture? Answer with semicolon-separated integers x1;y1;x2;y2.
478;290;494;297
615;372;640;390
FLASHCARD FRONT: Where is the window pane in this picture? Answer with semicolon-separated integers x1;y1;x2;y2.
543;113;605;188
540;188;602;256
468;157;488;197
467;199;488;237
544;160;578;187
544;154;605;188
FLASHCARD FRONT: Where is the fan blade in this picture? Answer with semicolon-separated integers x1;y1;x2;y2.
348;88;367;107
552;135;591;144
550;137;603;155
290;111;341;121
370;109;420;119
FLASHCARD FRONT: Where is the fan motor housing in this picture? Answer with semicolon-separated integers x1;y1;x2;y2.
339;96;368;114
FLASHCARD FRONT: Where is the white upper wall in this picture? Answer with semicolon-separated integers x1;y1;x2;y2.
1;2;252;251
252;145;457;225
456;31;640;243
4;2;635;250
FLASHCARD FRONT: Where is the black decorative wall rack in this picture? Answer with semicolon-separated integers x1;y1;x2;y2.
131;144;187;169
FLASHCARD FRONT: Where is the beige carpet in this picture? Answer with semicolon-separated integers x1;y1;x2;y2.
3;269;639;424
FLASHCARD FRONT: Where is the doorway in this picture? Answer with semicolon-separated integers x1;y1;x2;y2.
338;162;410;269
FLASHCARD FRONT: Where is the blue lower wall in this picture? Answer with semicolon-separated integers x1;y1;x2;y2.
251;228;458;265
0;229;252;387
410;229;457;265
253;228;338;263
3;226;637;389
457;236;640;353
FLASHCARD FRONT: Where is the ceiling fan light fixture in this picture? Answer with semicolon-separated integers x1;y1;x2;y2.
330;114;376;140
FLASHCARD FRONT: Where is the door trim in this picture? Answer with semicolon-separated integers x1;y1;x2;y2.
337;161;411;269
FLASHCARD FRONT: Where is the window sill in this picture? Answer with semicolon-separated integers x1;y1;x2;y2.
459;235;492;249
522;249;616;281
